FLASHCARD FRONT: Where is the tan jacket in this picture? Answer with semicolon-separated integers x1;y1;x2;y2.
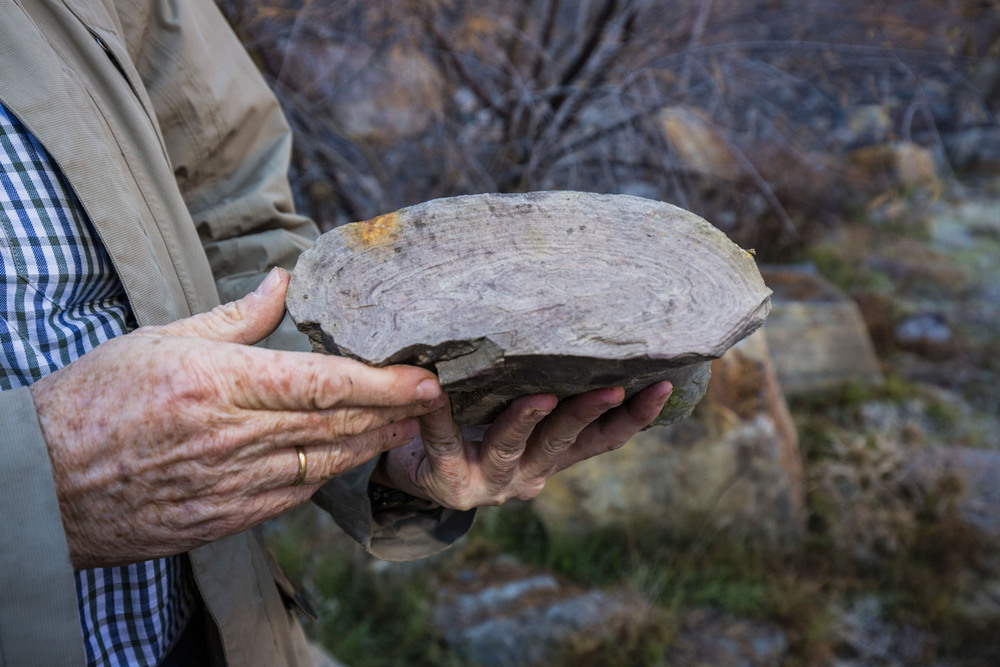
0;1;472;664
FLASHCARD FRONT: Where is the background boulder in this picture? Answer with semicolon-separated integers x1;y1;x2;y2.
533;329;804;544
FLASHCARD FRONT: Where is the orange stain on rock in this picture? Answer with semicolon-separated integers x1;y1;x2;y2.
346;212;401;249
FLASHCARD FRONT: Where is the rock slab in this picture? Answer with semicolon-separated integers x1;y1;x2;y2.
287;191;771;425
761;264;883;396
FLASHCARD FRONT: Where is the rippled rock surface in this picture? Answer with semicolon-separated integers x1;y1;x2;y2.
287;191;771;425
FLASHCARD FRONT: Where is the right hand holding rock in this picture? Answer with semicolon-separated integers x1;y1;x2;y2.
28;268;443;568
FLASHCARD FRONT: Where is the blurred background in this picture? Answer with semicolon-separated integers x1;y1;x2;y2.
218;1;1000;664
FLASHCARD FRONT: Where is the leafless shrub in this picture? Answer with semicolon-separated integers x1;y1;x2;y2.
218;0;999;257
810;430;923;563
806;399;971;567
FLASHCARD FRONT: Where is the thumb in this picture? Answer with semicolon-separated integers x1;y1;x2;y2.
419;394;466;462
158;267;290;345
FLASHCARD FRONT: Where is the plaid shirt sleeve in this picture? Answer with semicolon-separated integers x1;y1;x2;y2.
1;102;195;666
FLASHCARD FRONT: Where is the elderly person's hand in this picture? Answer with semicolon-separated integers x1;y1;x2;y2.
371;381;673;510
28;268;443;569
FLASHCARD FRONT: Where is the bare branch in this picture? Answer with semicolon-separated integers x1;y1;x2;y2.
531;0;562;82
679;0;715;91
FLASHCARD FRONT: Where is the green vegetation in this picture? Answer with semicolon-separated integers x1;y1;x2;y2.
306;563;455;667
265;509;462;667
265;368;1000;665
273;516;987;666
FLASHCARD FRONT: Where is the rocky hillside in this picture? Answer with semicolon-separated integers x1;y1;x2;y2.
221;1;1000;664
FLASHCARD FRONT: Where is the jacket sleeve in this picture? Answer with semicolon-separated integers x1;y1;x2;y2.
115;0;473;560
0;389;86;666
113;0;318;308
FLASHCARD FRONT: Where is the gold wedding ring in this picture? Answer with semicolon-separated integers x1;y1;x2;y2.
292;445;307;487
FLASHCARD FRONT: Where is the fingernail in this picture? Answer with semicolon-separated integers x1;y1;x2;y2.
602;386;626;407
602;393;625;409
656;381;674;403
415;379;442;401
253;267;282;297
423;393;448;411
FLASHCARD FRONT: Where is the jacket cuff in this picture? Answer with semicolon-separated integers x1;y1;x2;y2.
0;387;86;664
312;458;476;562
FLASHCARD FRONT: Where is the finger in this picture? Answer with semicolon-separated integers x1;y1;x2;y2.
220;348;443;412
253;418;421;492
157;267;291;345
170;417;418;542
301;418;421;483
480;395;556;487
520;387;625;479
418;394;470;480
221;400;443;460
555;381;673;472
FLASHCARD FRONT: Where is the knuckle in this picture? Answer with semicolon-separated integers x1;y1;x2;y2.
512;405;549;429
540;435;576;456
484;464;518;487
210;301;246;328
316;368;350;408
424;430;465;455
319;446;352;478
601;437;628;454
166;351;227;405
286;358;334;411
165;367;209;404
488;444;523;468
338;409;379;438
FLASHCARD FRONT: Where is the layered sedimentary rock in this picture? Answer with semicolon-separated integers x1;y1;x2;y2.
287;191;771;425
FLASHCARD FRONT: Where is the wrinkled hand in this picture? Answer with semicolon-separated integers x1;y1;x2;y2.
373;382;673;511
29;268;444;568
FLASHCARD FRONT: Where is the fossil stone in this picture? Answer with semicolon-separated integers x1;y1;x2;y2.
286;191;771;425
